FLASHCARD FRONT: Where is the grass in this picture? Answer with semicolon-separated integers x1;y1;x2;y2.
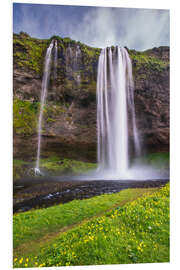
40;156;97;174
13;184;169;267
13;156;97;180
13;33;49;74
128;50;169;72
13;158;96;181
13;151;169;180
136;152;169;170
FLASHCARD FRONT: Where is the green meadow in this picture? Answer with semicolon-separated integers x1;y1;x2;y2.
13;183;169;267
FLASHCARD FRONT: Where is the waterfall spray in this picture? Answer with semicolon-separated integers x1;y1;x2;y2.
35;40;54;175
96;46;140;178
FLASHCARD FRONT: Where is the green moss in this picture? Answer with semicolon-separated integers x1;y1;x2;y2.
39;156;97;175
135;152;169;170
43;103;67;124
142;152;169;169
64;79;74;89
63;37;73;43
129;50;169;73
13;159;29;180
13;34;49;74
82;47;96;57
13;98;39;135
46;117;56;123
59;42;65;50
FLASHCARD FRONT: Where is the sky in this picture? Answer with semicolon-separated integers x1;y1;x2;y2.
13;3;170;51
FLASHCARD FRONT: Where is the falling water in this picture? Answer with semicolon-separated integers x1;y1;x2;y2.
66;45;73;76
75;45;81;85
53;40;58;80
35;40;54;174
96;46;141;179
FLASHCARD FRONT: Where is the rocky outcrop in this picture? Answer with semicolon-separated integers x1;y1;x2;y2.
13;33;169;162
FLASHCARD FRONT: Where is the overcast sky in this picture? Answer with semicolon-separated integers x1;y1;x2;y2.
13;3;169;51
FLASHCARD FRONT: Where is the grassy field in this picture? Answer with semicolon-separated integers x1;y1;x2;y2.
13;183;169;267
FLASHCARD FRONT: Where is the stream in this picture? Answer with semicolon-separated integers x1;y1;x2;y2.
13;176;169;213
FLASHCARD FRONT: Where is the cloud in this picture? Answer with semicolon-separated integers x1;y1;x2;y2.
13;4;169;51
71;7;169;50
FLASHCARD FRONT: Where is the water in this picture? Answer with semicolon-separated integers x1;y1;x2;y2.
75;45;81;85
65;44;81;84
66;45;73;76
53;40;58;80
35;40;54;173
96;46;141;179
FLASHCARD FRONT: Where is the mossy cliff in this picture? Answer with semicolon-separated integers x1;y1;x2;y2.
13;32;169;162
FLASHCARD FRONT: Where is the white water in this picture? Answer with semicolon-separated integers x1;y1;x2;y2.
35;40;54;174
65;45;81;85
96;46;141;179
66;46;73;75
75;45;81;85
53;40;58;80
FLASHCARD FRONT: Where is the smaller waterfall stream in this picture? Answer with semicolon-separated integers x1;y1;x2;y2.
53;40;58;80
35;40;54;174
75;45;81;85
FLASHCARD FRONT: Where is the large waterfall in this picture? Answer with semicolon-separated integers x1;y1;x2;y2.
96;46;141;179
35;40;54;174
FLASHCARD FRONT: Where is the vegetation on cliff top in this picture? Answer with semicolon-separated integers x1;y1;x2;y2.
13;32;169;103
13;32;169;78
128;47;169;73
13;32;49;74
13;32;100;76
13;32;169;106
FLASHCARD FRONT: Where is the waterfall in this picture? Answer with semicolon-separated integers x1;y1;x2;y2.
53;40;58;80
35;40;54;174
75;45;81;85
96;46;140;178
66;45;73;76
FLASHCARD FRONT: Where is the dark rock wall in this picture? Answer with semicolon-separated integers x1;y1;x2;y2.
130;47;169;152
13;33;169;161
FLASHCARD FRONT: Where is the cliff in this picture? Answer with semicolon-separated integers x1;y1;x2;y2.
13;32;169;162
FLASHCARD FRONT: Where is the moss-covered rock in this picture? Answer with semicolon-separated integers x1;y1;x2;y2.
13;98;39;135
40;156;97;175
13;157;97;180
13;33;49;74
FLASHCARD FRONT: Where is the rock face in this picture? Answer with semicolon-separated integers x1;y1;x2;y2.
130;47;169;152
13;32;169;162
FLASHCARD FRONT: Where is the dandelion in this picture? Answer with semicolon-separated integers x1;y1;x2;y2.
19;258;23;264
39;263;46;267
